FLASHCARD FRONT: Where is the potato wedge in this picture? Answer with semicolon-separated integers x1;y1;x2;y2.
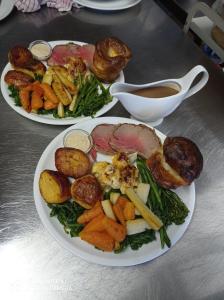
52;66;77;95
52;74;71;105
55;147;90;178
39;170;71;204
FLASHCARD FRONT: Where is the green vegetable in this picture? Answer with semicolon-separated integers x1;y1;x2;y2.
37;108;57;115
64;73;112;118
48;201;84;237
8;85;21;106
115;229;156;253
136;156;189;249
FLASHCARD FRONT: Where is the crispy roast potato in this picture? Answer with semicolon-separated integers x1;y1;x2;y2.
71;174;103;209
52;66;77;95
163;137;203;185
55;147;91;178
91;37;132;83
8;46;46;77
52;74;72;105
4;70;34;88
8;45;33;67
39;169;71;203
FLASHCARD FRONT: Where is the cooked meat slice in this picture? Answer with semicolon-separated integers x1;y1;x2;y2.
163;137;203;185
147;151;187;189
4;70;34;88
71;174;103;209
39;170;71;204
47;43;95;67
55;147;91;178
91;124;117;155
109;123;161;159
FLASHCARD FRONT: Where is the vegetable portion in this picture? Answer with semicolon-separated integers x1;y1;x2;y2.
48;201;84;237
136;156;189;248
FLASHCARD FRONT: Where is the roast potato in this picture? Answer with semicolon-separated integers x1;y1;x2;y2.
4;70;34;88
8;46;46;76
55;147;90;178
163;136;203;185
39;170;71;203
71;174;103;209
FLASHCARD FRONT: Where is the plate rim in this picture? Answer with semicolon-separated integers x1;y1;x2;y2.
0;0;14;21
0;40;123;125
33;116;195;266
75;0;142;11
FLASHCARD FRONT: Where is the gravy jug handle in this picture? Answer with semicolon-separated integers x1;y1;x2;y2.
181;65;209;100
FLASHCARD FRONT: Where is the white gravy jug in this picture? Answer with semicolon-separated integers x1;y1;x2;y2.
110;65;209;126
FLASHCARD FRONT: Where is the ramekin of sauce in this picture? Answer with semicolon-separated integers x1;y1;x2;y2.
29;40;52;61
63;129;93;153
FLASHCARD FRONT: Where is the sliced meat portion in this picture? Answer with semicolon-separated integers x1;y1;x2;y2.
47;43;95;67
91;124;117;155
109;123;161;159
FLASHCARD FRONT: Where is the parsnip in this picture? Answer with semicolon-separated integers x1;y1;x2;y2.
110;192;120;204
126;219;150;235
125;187;163;231
101;200;116;220
136;183;150;204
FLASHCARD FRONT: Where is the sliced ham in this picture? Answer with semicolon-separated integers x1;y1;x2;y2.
91;124;117;155
109;123;161;159
47;43;95;67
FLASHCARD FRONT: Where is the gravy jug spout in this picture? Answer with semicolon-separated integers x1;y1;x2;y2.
179;65;209;100
110;82;135;97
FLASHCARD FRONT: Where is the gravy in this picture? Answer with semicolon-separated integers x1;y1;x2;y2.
130;86;179;98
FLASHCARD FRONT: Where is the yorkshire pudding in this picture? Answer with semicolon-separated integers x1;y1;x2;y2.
147;136;203;189
91;37;132;83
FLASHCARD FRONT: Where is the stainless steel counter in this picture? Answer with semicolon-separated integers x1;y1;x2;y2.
1;1;224;299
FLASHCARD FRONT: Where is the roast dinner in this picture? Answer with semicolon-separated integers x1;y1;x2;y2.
4;37;131;119
38;122;203;253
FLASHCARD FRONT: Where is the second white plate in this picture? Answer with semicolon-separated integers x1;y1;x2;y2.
0;40;123;125
33;116;195;266
76;0;142;11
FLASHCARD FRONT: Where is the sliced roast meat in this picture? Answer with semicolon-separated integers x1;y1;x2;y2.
109;123;161;159
91;124;117;155
47;43;95;67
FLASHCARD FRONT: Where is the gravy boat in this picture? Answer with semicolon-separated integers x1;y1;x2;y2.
110;65;209;126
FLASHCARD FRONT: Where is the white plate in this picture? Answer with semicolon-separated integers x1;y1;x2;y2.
0;0;14;21
33;117;195;266
76;0;142;11
0;40;124;125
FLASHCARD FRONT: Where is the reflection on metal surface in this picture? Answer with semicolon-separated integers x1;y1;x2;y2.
1;0;224;299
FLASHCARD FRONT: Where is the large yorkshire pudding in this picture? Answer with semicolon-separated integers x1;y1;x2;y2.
91;37;132;83
147;136;203;189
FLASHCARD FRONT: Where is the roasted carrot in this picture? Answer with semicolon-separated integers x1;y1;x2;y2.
117;196;129;209
32;81;44;96
80;231;114;252
113;203;126;225
40;83;59;104
43;100;58;110
31;90;44;110
123;202;135;220
77;201;104;224
81;214;105;233
102;216;126;242
19;88;31;112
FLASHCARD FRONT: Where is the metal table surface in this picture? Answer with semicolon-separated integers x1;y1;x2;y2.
0;1;224;299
